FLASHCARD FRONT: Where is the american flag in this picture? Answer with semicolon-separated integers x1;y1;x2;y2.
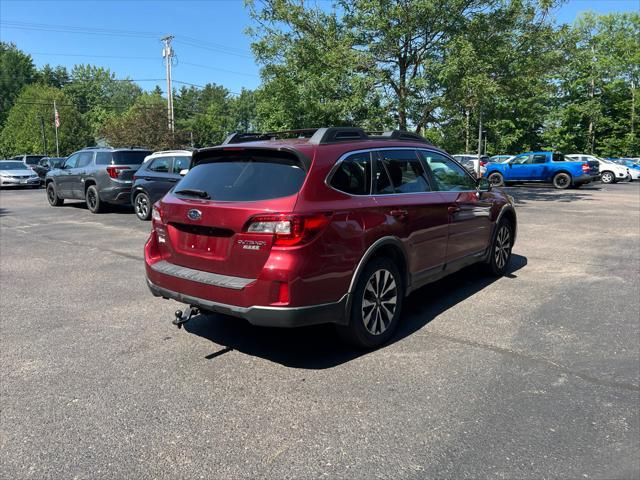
54;108;60;128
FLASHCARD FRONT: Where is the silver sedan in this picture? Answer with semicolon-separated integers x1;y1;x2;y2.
0;160;41;188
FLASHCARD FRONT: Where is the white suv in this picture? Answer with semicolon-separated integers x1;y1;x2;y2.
566;154;629;184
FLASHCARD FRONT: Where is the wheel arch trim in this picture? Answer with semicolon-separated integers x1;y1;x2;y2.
347;236;410;295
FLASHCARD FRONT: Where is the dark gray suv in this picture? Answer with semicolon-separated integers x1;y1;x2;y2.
45;147;151;213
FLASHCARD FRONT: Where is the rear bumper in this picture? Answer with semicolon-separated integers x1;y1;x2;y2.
146;278;349;327
572;173;593;185
100;184;132;204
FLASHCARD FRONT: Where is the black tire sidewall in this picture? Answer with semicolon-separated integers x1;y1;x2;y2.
86;185;102;213
342;257;404;349
46;183;62;206
489;172;504;187
553;173;571;189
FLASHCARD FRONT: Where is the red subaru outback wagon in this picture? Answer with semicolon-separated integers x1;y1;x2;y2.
145;128;516;348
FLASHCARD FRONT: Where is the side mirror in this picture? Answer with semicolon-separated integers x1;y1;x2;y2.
179;169;189;176
508;162;513;168
477;177;491;193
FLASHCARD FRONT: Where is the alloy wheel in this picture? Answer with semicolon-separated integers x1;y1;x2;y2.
362;269;398;335
494;225;511;270
602;172;613;183
135;194;149;219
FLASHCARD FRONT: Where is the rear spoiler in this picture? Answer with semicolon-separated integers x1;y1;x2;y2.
191;146;312;171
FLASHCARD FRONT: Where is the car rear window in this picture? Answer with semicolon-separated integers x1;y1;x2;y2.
176;155;306;202
109;151;150;165
25;156;44;165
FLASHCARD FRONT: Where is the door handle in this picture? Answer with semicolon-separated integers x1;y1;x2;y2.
448;205;461;215
390;209;408;220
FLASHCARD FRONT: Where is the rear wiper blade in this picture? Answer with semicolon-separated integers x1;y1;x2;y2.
175;188;211;199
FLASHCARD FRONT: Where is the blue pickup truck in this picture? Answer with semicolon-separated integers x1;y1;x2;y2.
483;151;599;189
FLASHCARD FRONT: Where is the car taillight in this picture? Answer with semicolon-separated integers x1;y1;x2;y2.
244;213;332;246
151;204;166;242
480;161;487;167
106;165;130;179
582;163;590;173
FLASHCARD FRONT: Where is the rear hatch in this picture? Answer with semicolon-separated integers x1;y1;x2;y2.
98;150;151;181
156;147;309;279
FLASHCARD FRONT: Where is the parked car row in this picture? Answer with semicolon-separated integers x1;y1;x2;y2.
43;147;193;217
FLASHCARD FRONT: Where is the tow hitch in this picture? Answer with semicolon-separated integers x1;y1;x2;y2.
173;306;199;329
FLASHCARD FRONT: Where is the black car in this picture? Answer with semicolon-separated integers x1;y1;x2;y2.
130;150;192;220
33;157;66;182
45;147;151;213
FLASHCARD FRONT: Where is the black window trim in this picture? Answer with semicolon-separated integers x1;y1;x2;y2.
325;147;445;197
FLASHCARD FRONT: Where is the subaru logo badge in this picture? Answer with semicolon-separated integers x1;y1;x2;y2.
187;209;202;221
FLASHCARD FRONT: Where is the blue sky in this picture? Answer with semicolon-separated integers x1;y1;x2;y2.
1;0;638;96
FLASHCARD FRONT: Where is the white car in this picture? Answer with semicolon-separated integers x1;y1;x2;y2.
566;154;630;184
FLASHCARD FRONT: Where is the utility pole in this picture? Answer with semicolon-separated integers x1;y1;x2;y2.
38;116;48;156
53;100;60;156
476;112;483;178
161;35;175;132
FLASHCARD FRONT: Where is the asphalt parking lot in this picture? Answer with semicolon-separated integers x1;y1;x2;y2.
1;183;639;479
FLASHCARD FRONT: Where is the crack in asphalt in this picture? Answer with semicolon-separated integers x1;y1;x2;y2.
429;331;640;393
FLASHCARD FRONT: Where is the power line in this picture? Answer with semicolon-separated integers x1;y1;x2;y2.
1;20;253;58
27;52;259;77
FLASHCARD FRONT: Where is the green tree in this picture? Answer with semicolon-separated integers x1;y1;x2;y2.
63;64;142;139
100;92;184;150
543;12;639;156
36;64;70;88
0;42;37;126
248;0;389;131
0;84;91;157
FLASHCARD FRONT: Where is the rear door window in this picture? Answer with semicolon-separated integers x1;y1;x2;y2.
377;149;431;193
532;154;547;164
149;157;170;173
77;151;94;168
172;156;191;174
176;153;306;201
329;152;371;195
95;152;113;165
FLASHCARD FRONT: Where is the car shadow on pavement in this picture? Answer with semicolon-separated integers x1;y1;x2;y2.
64;202;134;214
184;254;528;370
504;185;600;205
0;207;8;217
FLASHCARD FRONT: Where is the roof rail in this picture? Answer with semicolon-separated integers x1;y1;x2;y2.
222;129;318;145
308;127;368;144
221;127;430;146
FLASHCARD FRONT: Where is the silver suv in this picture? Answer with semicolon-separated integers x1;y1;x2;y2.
45;147;151;213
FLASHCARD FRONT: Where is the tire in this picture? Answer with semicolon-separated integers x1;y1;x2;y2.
85;185;104;213
133;191;151;221
46;182;64;206
552;172;571;189
337;257;404;349
485;219;514;276
600;171;615;184
488;172;504;187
